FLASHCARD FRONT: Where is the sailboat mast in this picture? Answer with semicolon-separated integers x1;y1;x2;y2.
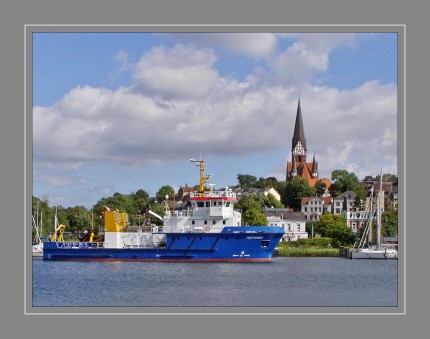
377;169;383;250
367;192;373;245
36;200;39;231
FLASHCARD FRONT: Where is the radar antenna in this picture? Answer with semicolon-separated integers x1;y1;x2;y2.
190;158;212;193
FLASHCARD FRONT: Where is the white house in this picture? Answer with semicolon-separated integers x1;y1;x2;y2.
301;196;333;221
263;208;308;242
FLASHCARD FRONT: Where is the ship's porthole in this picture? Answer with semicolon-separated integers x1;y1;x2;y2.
261;240;270;247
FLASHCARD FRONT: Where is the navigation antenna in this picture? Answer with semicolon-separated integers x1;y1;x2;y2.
208;183;216;192
190;158;212;193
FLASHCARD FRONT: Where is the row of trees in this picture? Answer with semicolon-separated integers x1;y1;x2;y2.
32;187;170;239
33;169;397;246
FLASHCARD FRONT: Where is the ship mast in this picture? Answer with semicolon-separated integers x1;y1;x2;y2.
190;158;212;193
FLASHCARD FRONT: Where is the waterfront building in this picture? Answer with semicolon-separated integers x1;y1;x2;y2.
263;207;308;241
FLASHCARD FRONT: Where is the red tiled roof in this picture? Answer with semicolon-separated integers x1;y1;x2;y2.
287;162;331;189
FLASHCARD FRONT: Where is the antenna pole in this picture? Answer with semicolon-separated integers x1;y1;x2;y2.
190;158;212;193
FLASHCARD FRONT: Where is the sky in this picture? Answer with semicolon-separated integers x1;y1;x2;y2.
32;31;398;209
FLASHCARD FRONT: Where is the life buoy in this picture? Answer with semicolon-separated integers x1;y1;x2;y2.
206;227;210;232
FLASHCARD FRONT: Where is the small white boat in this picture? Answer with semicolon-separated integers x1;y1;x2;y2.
350;247;398;259
32;242;43;257
32;210;43;257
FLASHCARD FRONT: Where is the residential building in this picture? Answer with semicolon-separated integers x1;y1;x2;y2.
178;185;195;201
301;196;333;221
363;182;396;213
263;208;308;242
333;191;357;214
390;183;398;210
341;210;373;234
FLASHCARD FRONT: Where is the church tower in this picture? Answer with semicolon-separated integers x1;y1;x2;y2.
291;98;307;164
286;98;319;182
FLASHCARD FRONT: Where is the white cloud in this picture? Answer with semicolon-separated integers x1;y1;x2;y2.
249;33;357;87
132;44;219;99
33;34;398;207
162;33;277;58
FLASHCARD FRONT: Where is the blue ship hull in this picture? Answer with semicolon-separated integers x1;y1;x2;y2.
43;226;284;262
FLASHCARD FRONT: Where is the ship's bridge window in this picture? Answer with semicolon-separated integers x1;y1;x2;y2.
226;202;230;207
197;201;204;207
206;201;210;207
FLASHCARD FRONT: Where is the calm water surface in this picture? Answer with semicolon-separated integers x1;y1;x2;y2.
32;257;398;307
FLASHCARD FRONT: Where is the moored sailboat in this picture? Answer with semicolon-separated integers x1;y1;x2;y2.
349;170;398;259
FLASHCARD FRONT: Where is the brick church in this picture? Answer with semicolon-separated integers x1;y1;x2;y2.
286;98;331;190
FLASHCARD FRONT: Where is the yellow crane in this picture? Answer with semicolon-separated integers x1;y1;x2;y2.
50;224;66;242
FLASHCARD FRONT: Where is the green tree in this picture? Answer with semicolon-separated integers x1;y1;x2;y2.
237;174;258;189
261;193;284;208
132;189;149;211
284;177;315;210
257;176;278;189
353;196;364;211
93;192;138;227
66;206;91;235
330;169;362;198
32;196;53;237
315;214;355;247
156;185;175;203
382;210;398;237
243;208;268;226
235;194;268;226
314;180;327;197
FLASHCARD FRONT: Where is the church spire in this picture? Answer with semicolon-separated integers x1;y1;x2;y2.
292;97;307;163
312;152;318;178
292;98;306;149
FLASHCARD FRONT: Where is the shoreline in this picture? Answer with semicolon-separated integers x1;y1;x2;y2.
274;247;341;257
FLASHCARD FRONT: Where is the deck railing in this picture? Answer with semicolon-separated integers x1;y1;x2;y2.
190;190;237;199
